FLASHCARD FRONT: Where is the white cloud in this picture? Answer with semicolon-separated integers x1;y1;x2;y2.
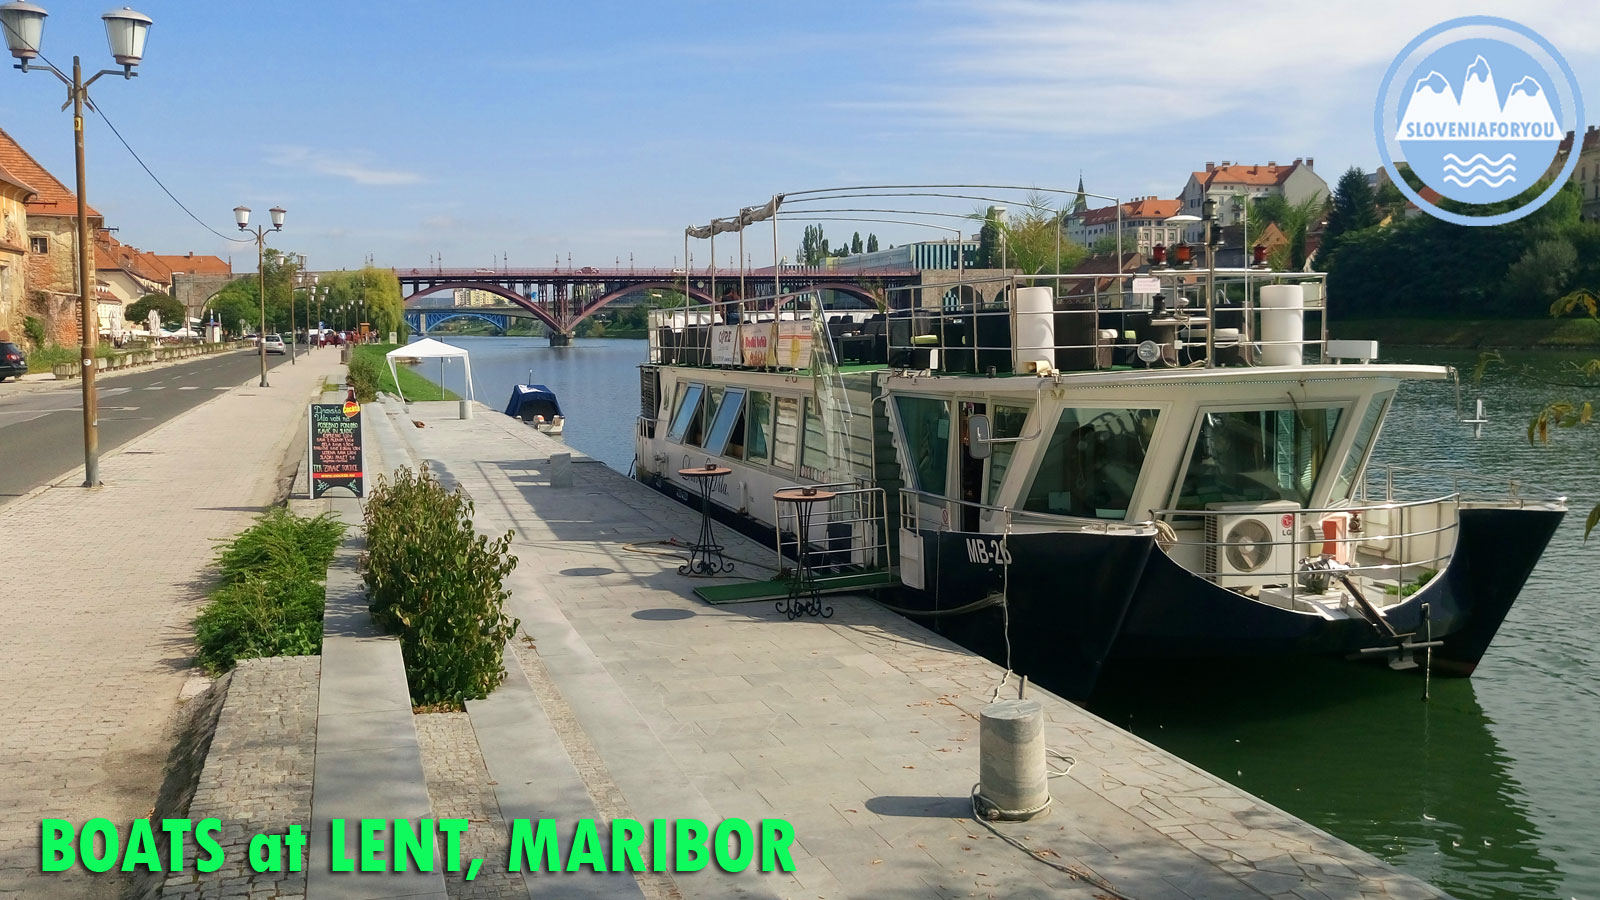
864;0;1599;137
265;146;424;187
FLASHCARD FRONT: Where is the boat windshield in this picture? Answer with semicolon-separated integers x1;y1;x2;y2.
1176;407;1343;509
1023;408;1160;519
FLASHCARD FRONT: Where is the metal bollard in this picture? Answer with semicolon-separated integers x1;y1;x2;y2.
977;699;1050;820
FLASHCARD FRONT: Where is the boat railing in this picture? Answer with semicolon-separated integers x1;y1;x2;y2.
1147;494;1464;605
1361;464;1567;507
897;487;1156;539
773;481;890;574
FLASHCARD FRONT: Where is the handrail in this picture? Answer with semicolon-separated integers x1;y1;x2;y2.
897;487;1157;536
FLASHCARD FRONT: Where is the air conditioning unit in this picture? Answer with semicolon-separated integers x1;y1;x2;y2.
1204;501;1299;587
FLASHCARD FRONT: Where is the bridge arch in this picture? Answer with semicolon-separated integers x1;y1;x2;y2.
577;281;714;322
403;281;561;332
407;311;509;335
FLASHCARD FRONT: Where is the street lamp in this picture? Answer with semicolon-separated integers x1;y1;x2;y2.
3;2;153;488
234;204;284;387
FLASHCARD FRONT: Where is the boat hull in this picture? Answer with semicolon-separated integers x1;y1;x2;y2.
894;505;1562;699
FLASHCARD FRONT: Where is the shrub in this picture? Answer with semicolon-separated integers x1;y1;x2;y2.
363;466;519;706
192;508;347;673
22;316;46;349
346;353;382;402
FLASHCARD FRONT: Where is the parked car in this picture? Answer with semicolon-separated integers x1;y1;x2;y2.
262;333;286;355
0;341;26;381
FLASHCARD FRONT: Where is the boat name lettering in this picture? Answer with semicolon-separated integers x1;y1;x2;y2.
964;537;1012;566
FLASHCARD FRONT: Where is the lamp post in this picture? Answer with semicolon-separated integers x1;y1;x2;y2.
233;204;284;387
3;2;152;488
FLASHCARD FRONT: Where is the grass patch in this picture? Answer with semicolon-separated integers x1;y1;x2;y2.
351;344;459;401
1334;317;1600;349
192;508;347;674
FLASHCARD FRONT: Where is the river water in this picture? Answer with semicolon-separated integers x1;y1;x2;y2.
418;336;1598;900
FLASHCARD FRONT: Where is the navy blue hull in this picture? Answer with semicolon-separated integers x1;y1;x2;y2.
1114;506;1563;673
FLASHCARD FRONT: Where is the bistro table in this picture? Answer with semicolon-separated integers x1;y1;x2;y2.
678;466;734;576
772;487;837;619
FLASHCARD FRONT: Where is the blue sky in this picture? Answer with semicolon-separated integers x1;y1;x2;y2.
0;0;1594;271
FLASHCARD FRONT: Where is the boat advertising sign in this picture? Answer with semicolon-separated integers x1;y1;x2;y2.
308;401;364;499
711;325;740;365
741;323;776;367
777;322;813;370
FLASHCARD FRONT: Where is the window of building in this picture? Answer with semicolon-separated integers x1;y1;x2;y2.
745;391;772;464
666;382;704;444
895;396;951;495
1024;408;1159;519
1176;406;1344;509
772;397;801;470
30;236;49;255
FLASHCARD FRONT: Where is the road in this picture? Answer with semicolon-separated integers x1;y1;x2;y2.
0;349;299;504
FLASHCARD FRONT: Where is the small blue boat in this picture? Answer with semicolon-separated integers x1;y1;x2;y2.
503;383;564;434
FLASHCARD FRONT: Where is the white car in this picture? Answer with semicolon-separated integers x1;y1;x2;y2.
262;333;286;355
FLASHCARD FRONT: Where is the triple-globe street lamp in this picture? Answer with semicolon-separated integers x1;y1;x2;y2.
2;1;153;488
233;204;285;387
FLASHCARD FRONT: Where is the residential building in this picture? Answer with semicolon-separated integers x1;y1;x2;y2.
0;158;33;343
1546;126;1600;222
452;288;504;307
1177;159;1328;241
1065;197;1183;253
0;126;102;345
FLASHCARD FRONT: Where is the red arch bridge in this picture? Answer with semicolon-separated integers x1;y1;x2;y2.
396;266;921;344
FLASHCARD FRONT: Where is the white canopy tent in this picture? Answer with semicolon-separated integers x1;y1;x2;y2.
384;339;475;405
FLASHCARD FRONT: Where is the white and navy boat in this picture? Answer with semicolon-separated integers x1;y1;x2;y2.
634;185;1564;699
504;381;564;434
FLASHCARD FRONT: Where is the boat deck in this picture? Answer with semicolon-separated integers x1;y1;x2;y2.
376;397;1453;900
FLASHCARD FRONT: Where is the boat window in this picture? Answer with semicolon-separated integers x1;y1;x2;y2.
704;388;747;457
1177;407;1343;509
1024;408;1159;519
686;385;722;448
801;398;830;477
986;405;1031;504
1331;394;1389;500
896;396;951;495
773;397;801;470
745;391;772;464
666;383;704;444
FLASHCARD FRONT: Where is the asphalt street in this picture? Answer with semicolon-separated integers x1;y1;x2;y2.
0;349;299;504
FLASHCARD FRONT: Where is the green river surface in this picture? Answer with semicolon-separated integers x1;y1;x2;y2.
428;338;1599;900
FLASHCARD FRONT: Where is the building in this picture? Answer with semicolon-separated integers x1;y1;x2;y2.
0;157;34;343
452;288;504;307
0;126;102;346
825;239;978;272
92;234;232;333
1065;197;1183;253
1177;159;1328;241
1546;126;1600;222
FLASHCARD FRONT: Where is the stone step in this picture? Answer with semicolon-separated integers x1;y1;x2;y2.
466;648;645;899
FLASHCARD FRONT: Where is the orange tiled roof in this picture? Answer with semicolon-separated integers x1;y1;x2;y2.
1192;162;1303;189
0;158;37;199
94;233;171;284
154;253;231;276
1080;197;1182;227
0;126;100;218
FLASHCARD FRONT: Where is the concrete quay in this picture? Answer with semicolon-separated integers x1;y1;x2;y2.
374;397;1453;900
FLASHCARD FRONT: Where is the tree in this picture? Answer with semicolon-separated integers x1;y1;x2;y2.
320;267;408;341
798;224;827;266
866;233;879;253
126;292;186;329
851;232;863;254
975;193;1086;277
975;207;1003;268
1374;181;1407;222
1317;167;1378;267
1504;238;1577;307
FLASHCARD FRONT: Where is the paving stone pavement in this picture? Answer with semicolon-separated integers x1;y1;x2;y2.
384;400;1455;900
161;656;320;900
0;352;344;900
414;713;523;900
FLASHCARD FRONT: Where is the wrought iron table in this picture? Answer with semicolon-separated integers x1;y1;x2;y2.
678;465;734;576
773;487;837;619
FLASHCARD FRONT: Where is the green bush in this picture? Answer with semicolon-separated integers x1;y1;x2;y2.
363;466;519;706
192;508;346;673
22;316;46;349
346;353;382;402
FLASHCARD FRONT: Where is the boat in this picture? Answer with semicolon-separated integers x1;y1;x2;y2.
504;381;564;434
633;185;1565;700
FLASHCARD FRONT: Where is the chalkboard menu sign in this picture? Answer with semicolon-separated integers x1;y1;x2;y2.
308;401;364;498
